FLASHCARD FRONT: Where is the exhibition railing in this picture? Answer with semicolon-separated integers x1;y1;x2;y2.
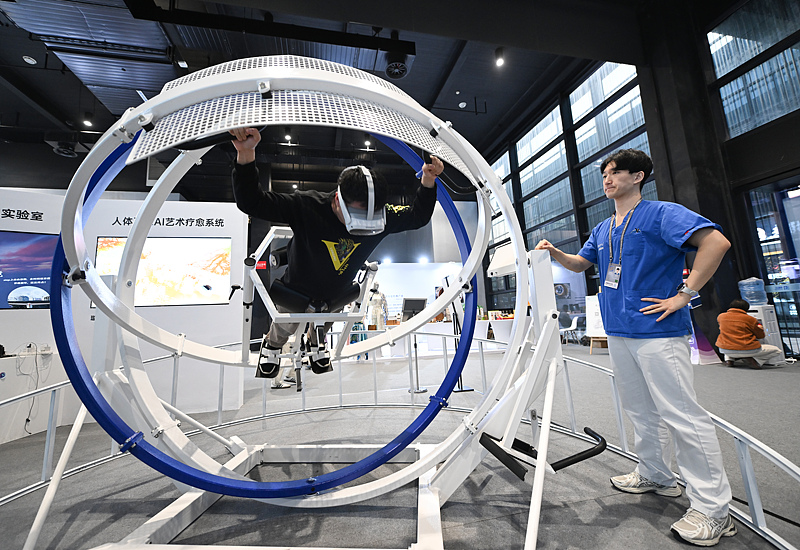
1;332;798;550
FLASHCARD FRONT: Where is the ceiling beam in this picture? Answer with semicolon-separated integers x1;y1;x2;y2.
124;0;415;56
0;68;72;131
212;0;644;64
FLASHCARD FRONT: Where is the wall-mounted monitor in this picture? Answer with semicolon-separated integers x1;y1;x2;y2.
0;230;60;310
94;236;232;307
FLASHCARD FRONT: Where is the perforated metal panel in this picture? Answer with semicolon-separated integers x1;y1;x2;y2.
128;90;473;182
162;55;412;100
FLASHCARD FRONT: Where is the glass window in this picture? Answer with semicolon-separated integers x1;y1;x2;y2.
489;181;513;214
570;62;637;122
490;292;516;310
516;105;562;166
491;151;511;181
584;180;658;229
491;215;509;245
719;42;800;138
491;276;507;291
576;86;645;162
749;184;800;356
586;200;615;230
519;141;568;196
526;215;577;249
580;132;651;202
522;177;572;229
708;0;800;78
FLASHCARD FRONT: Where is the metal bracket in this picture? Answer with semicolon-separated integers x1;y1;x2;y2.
119;431;144;453
175;333;186;357
113;124;135;143
462;416;478;434
137;112;155;132
258;80;272;99
429;395;449;408
63;265;86;288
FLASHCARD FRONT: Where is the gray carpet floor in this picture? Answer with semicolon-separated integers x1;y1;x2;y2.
1;341;798;550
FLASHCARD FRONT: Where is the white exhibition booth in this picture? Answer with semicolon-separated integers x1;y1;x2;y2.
0;187;247;444
0;188;487;444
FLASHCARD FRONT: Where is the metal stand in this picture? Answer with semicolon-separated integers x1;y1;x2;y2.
451;306;473;393
409;333;427;394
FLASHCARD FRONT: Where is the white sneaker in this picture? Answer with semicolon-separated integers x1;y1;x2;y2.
610;471;681;497
671;508;736;546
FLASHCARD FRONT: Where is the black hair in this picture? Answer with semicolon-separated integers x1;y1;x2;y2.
600;149;653;190
337;165;387;210
729;299;750;311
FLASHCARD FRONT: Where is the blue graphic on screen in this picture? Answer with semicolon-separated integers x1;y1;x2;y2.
0;230;59;309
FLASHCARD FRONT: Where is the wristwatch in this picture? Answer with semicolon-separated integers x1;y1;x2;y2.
676;282;698;297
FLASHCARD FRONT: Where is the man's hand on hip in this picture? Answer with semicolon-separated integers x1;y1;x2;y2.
640;293;692;322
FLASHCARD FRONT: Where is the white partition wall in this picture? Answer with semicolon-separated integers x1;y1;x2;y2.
0;188;247;444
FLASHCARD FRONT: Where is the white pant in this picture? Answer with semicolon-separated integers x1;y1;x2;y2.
720;344;784;366
607;335;732;518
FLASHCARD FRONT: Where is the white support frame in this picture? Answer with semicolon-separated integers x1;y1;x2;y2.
41;55;586;550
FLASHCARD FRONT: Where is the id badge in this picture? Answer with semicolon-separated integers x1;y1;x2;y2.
604;263;621;289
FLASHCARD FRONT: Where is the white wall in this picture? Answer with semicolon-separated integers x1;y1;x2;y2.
0;188;248;444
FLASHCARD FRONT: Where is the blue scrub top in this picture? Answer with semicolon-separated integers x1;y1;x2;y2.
578;200;720;338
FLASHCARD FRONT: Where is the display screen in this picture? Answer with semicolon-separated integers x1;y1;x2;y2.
0;230;59;309
94;236;232;307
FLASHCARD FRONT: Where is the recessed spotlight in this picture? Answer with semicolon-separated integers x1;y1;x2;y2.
455;90;460;95
177;59;188;69
382;258;392;264
495;47;505;67
458;102;467;109
292;184;298;189
22;55;37;65
418;257;428;264
284;127;292;141
82;112;94;127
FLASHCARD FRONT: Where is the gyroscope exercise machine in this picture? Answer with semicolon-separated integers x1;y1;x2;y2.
27;56;606;550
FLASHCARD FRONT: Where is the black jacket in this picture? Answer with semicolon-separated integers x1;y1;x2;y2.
232;161;437;300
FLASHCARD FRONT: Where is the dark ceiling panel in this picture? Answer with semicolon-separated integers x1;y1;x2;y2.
86;85;149;117
0;0;169;50
55;52;177;106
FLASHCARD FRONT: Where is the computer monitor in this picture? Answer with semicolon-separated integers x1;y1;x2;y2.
401;298;427;322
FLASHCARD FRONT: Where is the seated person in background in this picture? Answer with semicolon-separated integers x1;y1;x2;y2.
230;127;443;379
716;299;784;369
558;305;572;329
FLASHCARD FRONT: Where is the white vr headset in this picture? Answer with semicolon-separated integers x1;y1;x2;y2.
337;166;386;236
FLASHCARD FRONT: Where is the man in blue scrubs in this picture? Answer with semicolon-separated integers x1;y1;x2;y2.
536;149;735;546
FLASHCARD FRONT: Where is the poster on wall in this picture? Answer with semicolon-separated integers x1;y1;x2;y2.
0;230;59;309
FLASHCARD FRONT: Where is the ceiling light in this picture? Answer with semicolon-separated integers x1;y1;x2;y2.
177;59;188;69
292;184;298;189
284;127;291;141
82;112;93;127
382;258;392;264
364;133;372;147
22;55;37;65
458;102;467;109
495;47;505;67
455;90;460;95
418;256;428;264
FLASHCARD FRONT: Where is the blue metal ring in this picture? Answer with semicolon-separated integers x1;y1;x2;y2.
50;134;478;498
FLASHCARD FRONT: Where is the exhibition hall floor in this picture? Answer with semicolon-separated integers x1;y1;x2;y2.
1;342;798;550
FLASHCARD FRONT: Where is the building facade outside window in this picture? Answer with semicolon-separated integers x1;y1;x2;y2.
707;0;800;355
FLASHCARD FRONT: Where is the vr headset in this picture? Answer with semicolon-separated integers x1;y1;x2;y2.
337;166;386;236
